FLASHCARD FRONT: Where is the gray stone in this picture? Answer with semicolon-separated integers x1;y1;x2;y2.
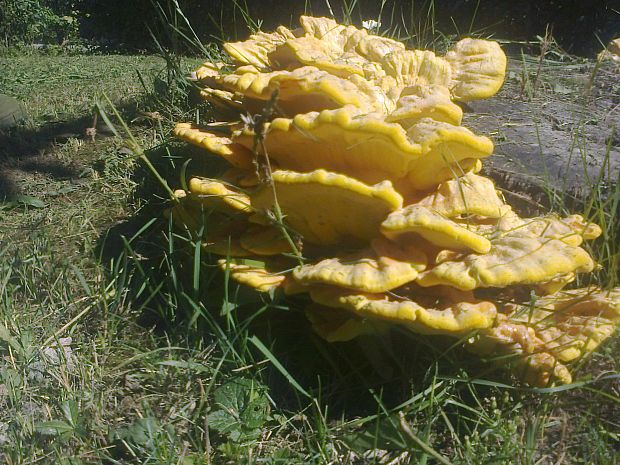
0;94;26;128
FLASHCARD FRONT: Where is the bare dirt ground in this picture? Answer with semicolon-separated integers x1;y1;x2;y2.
464;58;619;210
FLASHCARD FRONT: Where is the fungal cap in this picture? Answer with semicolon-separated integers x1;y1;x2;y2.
173;123;254;169
416;172;509;219
235;109;492;188
309;287;497;335
386;84;464;127
251;169;403;245
305;304;391;342
188;177;252;214
381;205;492;254
445;38;507;101
418;231;595;290
292;237;426;293
218;259;286;292
239;225;294;256
223;26;298;67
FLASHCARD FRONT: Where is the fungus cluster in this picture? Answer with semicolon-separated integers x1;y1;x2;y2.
169;16;620;386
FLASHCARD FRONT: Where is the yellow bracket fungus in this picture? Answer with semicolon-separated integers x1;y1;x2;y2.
239;225;294;256
199;87;244;111
309;286;497;336
468;287;620;386
292;238;426;293
251;169;403;245
234;108;493;189
223;25;299;67
188;177;253;214
386;84;464;127
209;66;383;115
218;259;286;292
444;38;507;101
417;230;595;291
305;304;392;342
173;123;254;169
381;205;492;254
416;172;510;218
168;15;619;386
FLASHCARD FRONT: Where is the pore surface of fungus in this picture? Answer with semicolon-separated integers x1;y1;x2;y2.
305;304;392;342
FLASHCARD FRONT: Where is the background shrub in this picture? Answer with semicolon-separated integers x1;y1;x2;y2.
0;0;79;46
77;0;618;56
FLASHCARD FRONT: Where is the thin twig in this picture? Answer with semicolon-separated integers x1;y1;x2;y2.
249;90;304;264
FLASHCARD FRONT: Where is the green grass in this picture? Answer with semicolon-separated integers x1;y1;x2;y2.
1;22;619;465
0;54;166;123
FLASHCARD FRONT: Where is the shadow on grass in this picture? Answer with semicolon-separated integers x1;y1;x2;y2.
0;103;140;200
96;139;234;261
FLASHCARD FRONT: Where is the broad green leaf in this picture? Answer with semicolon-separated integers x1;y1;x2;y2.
61;400;79;427
240;397;270;430
0;323;24;356
35;420;74;436
209;377;270;443
208;409;238;434
14;195;46;208
157;360;211;373
109;416;173;449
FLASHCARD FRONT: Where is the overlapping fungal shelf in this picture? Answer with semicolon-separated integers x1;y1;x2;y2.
169;16;620;386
